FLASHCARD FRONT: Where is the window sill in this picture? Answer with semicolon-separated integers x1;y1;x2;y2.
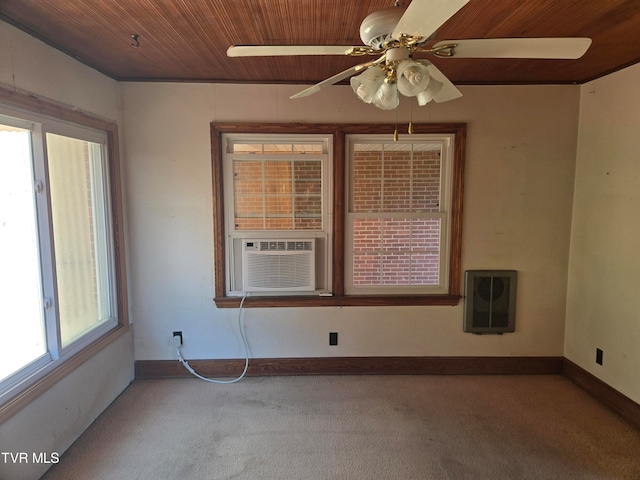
214;295;461;308
0;323;130;425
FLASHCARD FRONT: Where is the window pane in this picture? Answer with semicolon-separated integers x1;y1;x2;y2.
381;218;411;250
383;178;411;211
352;178;382;212
294;195;321;217
234;160;264;230
265;179;292;194
411;253;440;285
352;219;381;286
235;218;264;230
381;253;411;285
352;217;440;286
349;138;446;291
233;143;323;154
411;218;441;285
264;160;291;178
293;144;322;153
352;147;382;213
46;133;112;347
293;160;321;181
353;218;381;252
294;179;321;195
234;160;262;179
235;196;264;218
353;254;381;286
352;143;441;214
264;218;293;230
294;218;322;230
0;125;47;381
412;148;441;212
413;218;441;252
382;145;411;179
232;143;263;154
353;149;382;176
265;195;292;215
233;157;323;231
263;144;292;153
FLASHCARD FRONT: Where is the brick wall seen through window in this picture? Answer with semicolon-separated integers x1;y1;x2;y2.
349;142;444;289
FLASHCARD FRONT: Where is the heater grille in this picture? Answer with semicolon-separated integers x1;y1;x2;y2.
464;270;517;334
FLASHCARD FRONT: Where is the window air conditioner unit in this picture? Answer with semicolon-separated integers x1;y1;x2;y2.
242;239;315;292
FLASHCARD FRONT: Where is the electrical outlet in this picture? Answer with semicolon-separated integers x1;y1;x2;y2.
173;331;183;346
329;332;338;346
596;348;603;365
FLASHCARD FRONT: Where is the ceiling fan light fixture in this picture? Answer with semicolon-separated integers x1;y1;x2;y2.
230;0;593;109
416;76;444;105
350;67;385;104
396;60;430;96
372;80;399;110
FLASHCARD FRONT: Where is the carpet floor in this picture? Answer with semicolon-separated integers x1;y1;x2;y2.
41;375;640;479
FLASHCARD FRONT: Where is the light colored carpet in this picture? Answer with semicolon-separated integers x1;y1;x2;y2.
41;375;640;479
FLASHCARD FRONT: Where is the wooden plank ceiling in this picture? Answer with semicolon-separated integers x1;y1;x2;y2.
2;0;640;85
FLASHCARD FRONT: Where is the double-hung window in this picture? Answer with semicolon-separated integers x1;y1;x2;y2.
212;123;465;307
222;134;332;295
345;135;453;294
0;98;127;417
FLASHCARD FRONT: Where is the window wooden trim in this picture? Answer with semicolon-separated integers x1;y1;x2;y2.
0;85;129;424
211;122;465;308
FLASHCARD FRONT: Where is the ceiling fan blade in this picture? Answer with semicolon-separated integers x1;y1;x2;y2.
227;45;356;57
392;0;470;41
419;61;463;103
432;38;592;59
290;61;379;99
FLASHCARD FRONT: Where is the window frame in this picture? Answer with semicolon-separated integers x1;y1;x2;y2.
222;133;333;295
0;85;129;424
211;123;465;308
345;134;454;295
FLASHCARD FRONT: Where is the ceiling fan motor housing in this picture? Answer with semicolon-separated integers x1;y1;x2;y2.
360;6;407;49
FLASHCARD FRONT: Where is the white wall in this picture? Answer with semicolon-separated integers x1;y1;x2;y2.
121;81;580;362
0;22;119;119
0;21;134;480
565;62;640;404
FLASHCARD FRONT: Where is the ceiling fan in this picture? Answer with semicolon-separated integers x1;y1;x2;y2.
227;0;591;110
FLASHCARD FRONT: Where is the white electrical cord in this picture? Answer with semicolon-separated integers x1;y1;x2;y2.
175;293;249;384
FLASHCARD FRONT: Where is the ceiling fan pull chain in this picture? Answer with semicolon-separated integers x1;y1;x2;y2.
394;103;399;141
408;100;413;134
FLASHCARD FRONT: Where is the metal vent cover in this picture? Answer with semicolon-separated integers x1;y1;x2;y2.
463;270;517;334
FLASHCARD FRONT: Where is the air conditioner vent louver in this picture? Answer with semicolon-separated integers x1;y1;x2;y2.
258;240;313;252
260;241;286;251
243;239;315;292
286;241;313;251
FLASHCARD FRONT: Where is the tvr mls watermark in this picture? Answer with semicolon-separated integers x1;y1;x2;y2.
1;452;59;464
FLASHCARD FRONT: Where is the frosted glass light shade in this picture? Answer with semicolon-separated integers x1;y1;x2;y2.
416;77;444;105
350;67;385;104
397;60;430;97
372;81;399;110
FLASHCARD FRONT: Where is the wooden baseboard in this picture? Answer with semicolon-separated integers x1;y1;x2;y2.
135;356;563;379
134;356;640;431
563;359;640;431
